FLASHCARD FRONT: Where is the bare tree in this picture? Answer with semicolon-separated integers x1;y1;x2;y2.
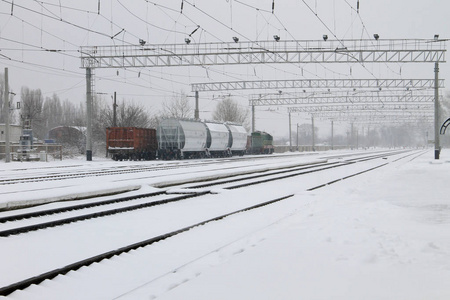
42;93;63;132
61;99;85;127
296;123;317;145
213;97;249;128
161;92;193;119
99;98;154;128
20;87;45;139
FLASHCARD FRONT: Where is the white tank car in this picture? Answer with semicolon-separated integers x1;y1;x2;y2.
157;118;207;159
225;123;248;156
204;122;230;156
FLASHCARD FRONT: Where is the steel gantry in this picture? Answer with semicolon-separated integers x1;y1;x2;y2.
307;111;434;127
80;38;446;160
287;103;434;113
191;78;443;134
308;110;433;119
191;78;444;92
81;39;446;68
248;91;437;106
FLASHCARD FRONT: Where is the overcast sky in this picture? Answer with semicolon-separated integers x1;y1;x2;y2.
1;0;449;137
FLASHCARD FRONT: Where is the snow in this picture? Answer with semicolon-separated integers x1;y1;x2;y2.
1;149;450;300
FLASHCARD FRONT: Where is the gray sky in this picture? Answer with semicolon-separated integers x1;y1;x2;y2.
1;0;449;138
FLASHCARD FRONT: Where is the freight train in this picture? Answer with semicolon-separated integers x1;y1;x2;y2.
106;118;270;161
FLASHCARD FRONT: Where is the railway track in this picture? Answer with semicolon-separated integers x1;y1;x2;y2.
0;153;314;186
0;149;419;297
0;150;409;237
0;149;392;186
0;161;215;185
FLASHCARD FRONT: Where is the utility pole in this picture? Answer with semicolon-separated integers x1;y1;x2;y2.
356;129;359;149
351;122;354;149
331;120;334;150
296;123;299;151
86;68;93;161
251;103;255;132
288;112;292;151
113;91;117;127
194;90;199;120
4;68;10;163
311;115;315;151
434;62;440;159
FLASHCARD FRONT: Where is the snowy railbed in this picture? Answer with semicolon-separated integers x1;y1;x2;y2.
0;149;449;299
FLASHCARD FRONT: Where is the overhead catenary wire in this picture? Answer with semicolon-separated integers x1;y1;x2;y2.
1;1;217;98
0;0;433;121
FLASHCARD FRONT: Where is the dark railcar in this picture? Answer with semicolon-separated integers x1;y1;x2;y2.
106;127;157;160
248;131;275;154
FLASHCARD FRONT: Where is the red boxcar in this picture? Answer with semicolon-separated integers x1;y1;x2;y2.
106;127;157;160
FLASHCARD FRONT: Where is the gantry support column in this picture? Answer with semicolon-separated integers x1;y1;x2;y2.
251;104;255;133
434;62;440;159
3;68;10;163
331;120;334;150
289;112;292;151
86;67;93;161
312;116;315;151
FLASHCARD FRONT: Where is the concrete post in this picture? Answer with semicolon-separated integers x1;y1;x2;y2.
113;91;117;127
4;68;10;162
331;120;334;150
195;90;199;120
289;112;292;151
312;116;315;151
251;104;255;133
86;68;93;161
434;62;440;159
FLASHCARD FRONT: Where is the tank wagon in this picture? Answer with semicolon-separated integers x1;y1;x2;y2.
157;119;207;159
247;131;275;154
106;127;157;160
204;121;231;157
225;123;247;156
157;118;248;159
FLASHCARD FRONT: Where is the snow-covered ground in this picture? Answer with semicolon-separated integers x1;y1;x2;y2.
1;149;450;300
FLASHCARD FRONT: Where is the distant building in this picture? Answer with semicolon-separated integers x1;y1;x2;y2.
48;126;85;146
0;124;22;143
0;124;23;159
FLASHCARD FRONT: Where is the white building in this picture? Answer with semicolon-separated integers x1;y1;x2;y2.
0;124;22;143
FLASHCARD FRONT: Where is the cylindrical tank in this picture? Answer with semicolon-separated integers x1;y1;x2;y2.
204;122;230;153
225;123;248;155
157;118;207;158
